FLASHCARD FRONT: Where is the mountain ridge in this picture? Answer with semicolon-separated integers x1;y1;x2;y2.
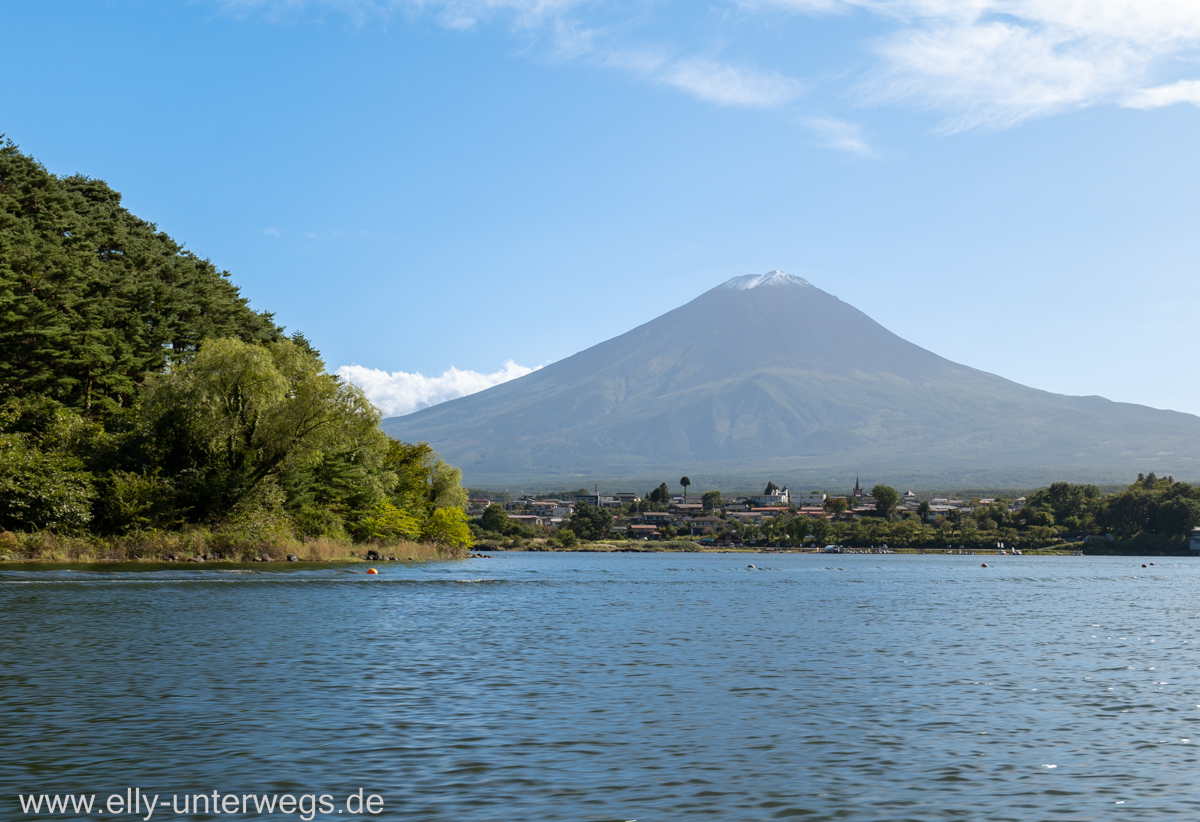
381;272;1200;488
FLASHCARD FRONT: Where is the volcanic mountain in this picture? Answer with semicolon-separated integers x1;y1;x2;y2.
382;272;1200;488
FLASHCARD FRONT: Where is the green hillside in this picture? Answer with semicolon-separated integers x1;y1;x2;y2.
0;138;470;558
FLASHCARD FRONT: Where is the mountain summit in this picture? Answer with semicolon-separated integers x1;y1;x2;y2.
719;270;814;290
382;272;1200;487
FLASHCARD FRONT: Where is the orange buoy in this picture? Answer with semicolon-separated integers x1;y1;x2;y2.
367;568;379;575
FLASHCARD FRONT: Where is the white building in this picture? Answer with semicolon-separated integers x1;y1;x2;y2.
751;488;789;506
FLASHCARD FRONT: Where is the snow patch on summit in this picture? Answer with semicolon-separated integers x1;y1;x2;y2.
720;270;813;291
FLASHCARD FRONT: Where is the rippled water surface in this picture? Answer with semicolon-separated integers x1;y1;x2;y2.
5;553;1200;820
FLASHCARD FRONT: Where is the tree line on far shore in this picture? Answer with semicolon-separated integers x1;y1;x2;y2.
470;473;1200;553
0;138;471;558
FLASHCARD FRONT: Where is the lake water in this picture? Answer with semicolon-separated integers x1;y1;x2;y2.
4;553;1200;820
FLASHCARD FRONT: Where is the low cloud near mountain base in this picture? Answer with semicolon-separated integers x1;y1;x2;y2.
337;360;538;417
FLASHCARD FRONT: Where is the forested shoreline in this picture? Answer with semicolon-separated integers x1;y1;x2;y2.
469;474;1200;556
0;139;472;562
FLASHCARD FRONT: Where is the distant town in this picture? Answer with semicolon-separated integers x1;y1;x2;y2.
469;480;998;540
465;474;1200;555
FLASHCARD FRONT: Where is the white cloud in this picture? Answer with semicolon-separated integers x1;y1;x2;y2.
550;24;804;109
660;58;805;107
217;0;1200;128
216;0;805;110
804;116;873;154
756;0;1200;130
1124;79;1200;110
336;360;539;416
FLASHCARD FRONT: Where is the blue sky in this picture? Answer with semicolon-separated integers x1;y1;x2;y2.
5;1;1200;416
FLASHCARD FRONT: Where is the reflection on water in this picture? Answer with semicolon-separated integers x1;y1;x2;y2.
4;553;1200;820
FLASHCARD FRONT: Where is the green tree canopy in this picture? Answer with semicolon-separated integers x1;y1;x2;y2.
0;139;279;422
648;482;670;505
0;139;474;554
872;485;899;520
565;502;612;541
479;503;511;535
824;497;849;519
143;336;385;520
917;499;931;524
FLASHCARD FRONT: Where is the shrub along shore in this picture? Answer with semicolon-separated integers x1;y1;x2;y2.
0;530;468;564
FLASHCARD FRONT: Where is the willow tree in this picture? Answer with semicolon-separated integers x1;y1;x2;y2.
142;336;389;523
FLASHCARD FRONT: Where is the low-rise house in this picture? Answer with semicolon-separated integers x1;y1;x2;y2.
727;511;767;525
640;512;673;525
629;524;659;538
684;516;723;534
793;492;826;507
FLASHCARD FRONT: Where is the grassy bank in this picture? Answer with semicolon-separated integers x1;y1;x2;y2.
0;530;467;564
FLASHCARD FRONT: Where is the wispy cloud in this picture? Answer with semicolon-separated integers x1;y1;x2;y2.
336;360;539;416
262;226;282;237
755;0;1200;130
660;58;805;107
215;0;806;110
1124;79;1200;110
804;116;873;154
215;0;1200;130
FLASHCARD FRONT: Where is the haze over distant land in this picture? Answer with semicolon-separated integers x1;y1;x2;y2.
381;272;1200;490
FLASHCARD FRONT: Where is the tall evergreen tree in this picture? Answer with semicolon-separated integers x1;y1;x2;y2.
0;138;280;422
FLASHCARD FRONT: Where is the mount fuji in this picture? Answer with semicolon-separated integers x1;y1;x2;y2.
381;272;1200;488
